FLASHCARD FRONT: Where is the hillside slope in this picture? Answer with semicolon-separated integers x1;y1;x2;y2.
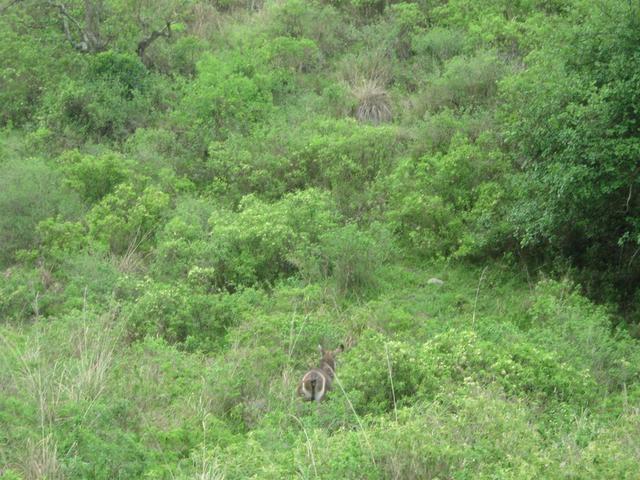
1;0;639;478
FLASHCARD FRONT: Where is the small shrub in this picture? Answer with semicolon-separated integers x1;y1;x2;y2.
299;223;393;297
266;36;321;73
207;189;341;288
57;150;135;204
152;196;216;282
125;280;242;351
420;51;505;112
41;53;156;141
412;27;465;63
0;266;49;322
176;52;274;147
86;183;171;256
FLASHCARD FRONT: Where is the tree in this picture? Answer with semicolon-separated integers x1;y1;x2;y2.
501;0;640;298
1;0;191;59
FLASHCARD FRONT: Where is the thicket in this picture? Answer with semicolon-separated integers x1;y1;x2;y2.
1;0;639;478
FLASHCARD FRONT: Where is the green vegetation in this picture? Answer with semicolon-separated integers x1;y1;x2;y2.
1;0;639;478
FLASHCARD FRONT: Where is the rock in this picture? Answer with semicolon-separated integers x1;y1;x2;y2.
426;277;444;285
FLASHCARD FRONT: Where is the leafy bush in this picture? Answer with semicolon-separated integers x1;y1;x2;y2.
500;0;640;301
0;265;49;322
57;150;135;204
88;51;148;97
0;158;81;266
204;116;401;210
123;127;190;178
386;135;507;257
125;280;242;351
41;52;156;141
412;27;465;64
340;328;597;416
176;52;274;150
420;51;505;112
432;0;567;53
294;223;393;297
207;189;341;287
300;119;401;214
0;12;72;126
86;183;171;255
266;0;354;58
266;36;321;73
152;195;216;281
523;279;640;391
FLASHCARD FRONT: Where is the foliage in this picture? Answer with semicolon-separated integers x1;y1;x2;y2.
500;0;640;300
176;52;274;151
0;158;82;266
86;183;171;255
3;0;640;477
207;189;341;287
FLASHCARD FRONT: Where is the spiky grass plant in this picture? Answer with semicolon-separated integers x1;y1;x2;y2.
351;79;392;125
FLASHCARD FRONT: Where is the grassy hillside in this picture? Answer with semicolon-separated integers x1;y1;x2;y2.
1;0;639;478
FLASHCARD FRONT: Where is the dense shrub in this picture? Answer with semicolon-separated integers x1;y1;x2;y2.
86;183;171;255
0;13;69;126
0;158;82;266
57;150;136;204
176;52;274;152
340;328;597;416
125;280;243;351
40;52;158;141
386;135;508;257
207;189;341;287
420;51;505;112
500;0;640;301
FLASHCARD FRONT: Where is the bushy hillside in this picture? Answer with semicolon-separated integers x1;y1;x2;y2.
1;0;639;478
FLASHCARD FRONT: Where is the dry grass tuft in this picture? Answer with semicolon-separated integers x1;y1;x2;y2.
22;434;63;480
351;79;393;125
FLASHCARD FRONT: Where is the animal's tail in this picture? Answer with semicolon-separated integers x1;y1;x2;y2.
309;378;317;400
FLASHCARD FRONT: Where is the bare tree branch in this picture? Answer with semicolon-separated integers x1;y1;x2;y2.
136;21;171;60
48;0;106;53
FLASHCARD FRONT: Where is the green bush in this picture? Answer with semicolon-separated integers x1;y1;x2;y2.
499;0;640;301
0;265;49;322
152;196;216;282
294;223;393;297
266;36;321;72
420;51;505;112
176;52;274;150
125;280;242;351
86;183;171;255
207;189;341;287
0;158;81;266
35;217;87;265
340;328;598;416
263;0;355;60
524;279;640;391
204;116;400;208
57;150;135;204
386;135;507;257
0;12;72;126
88;51;148;97
412;27;465;64
42;77;147;140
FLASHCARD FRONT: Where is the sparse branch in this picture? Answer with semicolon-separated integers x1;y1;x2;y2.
48;0;106;53
136;21;172;60
48;1;90;51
